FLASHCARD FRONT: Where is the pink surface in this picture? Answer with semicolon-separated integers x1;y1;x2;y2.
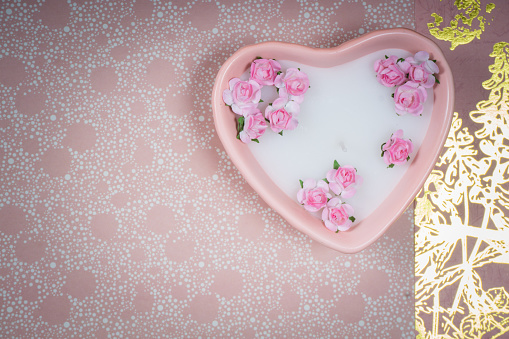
0;0;416;337
212;29;454;253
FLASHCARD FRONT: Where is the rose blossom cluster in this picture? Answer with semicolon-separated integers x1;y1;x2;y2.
381;129;414;168
374;51;439;116
222;58;309;143
297;160;362;232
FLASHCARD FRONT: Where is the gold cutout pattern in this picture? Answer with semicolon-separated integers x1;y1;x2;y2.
427;0;495;50
415;42;509;338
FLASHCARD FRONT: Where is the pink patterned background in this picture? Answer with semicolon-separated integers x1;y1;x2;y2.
0;0;415;337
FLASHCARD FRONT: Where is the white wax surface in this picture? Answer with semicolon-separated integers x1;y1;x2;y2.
247;49;433;221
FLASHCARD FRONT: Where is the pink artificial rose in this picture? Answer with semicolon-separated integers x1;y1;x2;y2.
413;51;439;74
398;51;439;75
393;81;427;116
275;68;309;103
250;58;282;86
408;64;436;88
326;165;363;199
265;96;299;133
238;109;268;143
374;55;407;87
222;78;262;115
381;129;414;167
321;198;355;232
297;179;331;213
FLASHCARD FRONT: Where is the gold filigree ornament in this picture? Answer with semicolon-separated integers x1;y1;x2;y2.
427;0;496;50
415;42;509;338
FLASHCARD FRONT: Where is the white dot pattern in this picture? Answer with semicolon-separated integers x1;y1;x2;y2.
0;0;415;337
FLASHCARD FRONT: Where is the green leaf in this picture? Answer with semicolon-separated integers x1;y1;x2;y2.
277;71;282;75
236;117;245;140
323;178;329;184
432;59;437;63
278;131;283;136
388;164;395;169
265;118;270;123
407;156;410;161
381;150;385;157
259;99;264;103
397;58;405;63
255;56;262;59
252;138;260;143
385;55;389;59
298;67;301;71
237;116;245;131
435;77;440;84
349;216;356;222
225;103;231;107
391;93;394;98
333;160;339;170
299;179;303;188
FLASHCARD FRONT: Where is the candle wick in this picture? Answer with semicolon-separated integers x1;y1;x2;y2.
339;141;347;152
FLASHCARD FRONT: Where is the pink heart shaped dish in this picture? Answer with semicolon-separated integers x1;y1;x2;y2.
212;28;454;253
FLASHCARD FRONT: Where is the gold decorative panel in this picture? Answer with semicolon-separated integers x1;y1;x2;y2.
427;0;495;50
415;41;509;338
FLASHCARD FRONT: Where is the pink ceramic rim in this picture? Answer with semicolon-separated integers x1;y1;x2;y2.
211;28;454;253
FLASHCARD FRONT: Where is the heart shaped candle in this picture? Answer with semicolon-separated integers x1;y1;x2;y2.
212;28;454;253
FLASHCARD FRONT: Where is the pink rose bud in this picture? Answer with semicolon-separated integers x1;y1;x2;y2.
399;51;439;75
297;179;331;213
238;110;268;143
408;64;436;88
381;129;414;167
326;164;363;199
321;198;355;232
414;51;439;74
374;55;407;87
275;68;309;103
222;78;262;115
265;96;299;134
393;81;427;116
249;58;282;86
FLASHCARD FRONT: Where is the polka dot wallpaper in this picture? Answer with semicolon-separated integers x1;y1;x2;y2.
0;0;415;337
